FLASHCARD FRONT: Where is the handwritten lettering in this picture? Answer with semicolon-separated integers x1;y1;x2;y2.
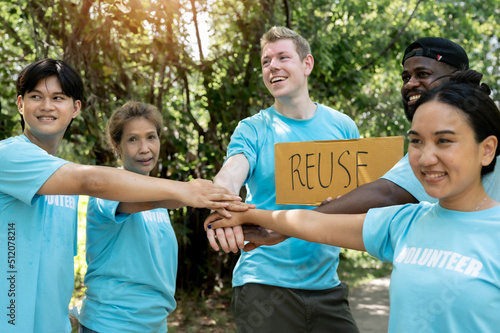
288;150;359;192
356;151;368;187
275;137;404;205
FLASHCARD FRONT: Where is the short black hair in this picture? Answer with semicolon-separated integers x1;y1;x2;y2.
16;59;84;130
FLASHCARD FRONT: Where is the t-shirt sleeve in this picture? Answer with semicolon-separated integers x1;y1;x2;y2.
88;197;129;224
226;119;260;182
380;154;436;203
345;116;360;139
363;204;417;262
0;140;69;205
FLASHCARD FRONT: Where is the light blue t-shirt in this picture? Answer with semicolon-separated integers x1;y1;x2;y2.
79;197;178;332
382;154;500;202
228;103;360;289
364;202;500;333
0;135;78;333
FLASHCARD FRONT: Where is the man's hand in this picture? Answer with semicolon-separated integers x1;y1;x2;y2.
207;225;245;253
204;212;286;253
204;212;245;253
241;225;288;251
206;200;256;252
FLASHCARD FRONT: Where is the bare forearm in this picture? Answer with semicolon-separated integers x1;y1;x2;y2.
117;200;184;214
315;179;417;214
213;154;248;195
240;209;366;251
42;164;185;201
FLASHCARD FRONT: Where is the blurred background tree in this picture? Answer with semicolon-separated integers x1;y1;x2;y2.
1;0;499;293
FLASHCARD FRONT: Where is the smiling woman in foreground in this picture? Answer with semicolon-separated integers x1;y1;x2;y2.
206;70;500;333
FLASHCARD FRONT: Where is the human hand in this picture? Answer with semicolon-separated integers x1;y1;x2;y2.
213;201;256;219
204;212;246;253
240;225;288;251
179;179;241;211
209;201;256;251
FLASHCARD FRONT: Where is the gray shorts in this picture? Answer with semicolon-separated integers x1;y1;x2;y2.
232;282;359;333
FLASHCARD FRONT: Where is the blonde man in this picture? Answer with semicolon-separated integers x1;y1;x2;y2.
208;27;360;332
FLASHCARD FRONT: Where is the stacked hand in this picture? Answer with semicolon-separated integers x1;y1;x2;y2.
179;179;244;212
204;211;288;252
203;195;336;252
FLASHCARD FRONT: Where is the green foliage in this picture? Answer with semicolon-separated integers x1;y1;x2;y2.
338;248;392;288
1;0;499;291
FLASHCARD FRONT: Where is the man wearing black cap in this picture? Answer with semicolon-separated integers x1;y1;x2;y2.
315;36;500;215
400;37;469;120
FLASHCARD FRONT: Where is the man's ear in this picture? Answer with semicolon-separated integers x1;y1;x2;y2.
303;54;314;76
72;100;81;119
17;95;24;115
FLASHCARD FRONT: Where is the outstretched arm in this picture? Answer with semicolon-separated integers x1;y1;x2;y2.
315;178;417;214
240;178;417;249
207;209;366;251
38;163;241;211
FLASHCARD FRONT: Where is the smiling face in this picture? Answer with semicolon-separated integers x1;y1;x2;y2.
116;117;160;176
261;39;313;101
17;75;80;151
408;100;493;210
401;56;456;119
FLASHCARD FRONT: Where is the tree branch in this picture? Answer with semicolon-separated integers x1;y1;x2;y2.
190;0;205;61
361;0;424;70
283;0;291;28
43;0;56;58
0;14;33;56
20;0;40;58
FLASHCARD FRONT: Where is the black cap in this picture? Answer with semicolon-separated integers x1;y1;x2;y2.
402;37;469;70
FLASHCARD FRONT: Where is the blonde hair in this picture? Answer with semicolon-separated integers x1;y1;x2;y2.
260;26;311;60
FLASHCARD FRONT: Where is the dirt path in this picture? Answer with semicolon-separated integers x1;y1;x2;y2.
349;275;390;333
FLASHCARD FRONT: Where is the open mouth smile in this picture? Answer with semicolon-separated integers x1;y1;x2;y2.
422;171;446;182
271;76;287;84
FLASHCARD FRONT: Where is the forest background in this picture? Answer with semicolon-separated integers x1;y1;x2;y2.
1;0;499;330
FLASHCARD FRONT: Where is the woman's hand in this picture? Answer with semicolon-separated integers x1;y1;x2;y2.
178;179;241;211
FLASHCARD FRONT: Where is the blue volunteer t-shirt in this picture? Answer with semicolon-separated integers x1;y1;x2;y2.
0;135;78;333
382;154;500;202
79;197;178;332
364;202;500;332
228;103;360;290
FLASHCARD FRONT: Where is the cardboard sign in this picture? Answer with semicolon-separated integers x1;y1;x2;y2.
275;136;404;205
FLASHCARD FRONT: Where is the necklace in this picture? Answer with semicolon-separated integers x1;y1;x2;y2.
473;195;488;212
